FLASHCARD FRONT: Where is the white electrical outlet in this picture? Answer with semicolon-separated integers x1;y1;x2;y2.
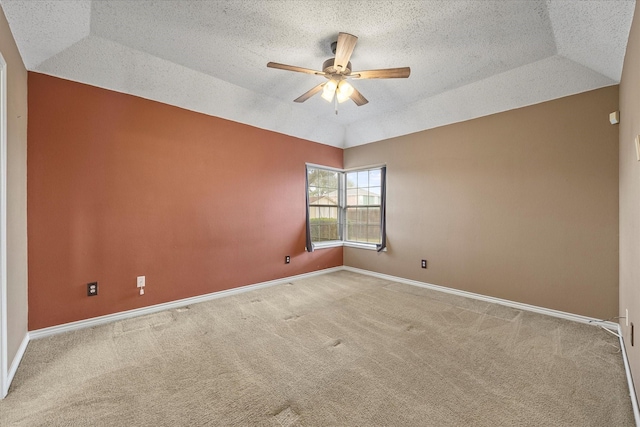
627;309;630;327
137;276;145;288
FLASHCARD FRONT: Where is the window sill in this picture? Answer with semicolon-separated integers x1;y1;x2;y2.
312;241;343;250
344;241;381;251
312;241;386;252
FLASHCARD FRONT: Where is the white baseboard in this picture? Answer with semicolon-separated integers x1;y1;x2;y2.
342;266;619;330
618;327;640;426
344;266;639;423
31;264;620;339
29;266;343;340
2;332;27;397
23;264;638;422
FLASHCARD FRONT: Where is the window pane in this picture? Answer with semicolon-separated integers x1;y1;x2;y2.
316;188;338;205
345;207;361;242
345;206;356;221
369;169;381;187
368;207;380;224
308;169;339;190
357;170;369;187
367;224;381;244
310;205;339;242
347;169;382;207
357;207;367;223
346;188;357;205
355;189;372;206
346;172;357;188
346;206;379;243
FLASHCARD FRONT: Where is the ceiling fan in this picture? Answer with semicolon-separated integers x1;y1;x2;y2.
267;32;410;111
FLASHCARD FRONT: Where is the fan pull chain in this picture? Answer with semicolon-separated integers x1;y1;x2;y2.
335;94;338;115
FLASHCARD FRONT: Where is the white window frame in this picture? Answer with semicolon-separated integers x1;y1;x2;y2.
0;52;8;399
306;163;385;251
307;164;343;248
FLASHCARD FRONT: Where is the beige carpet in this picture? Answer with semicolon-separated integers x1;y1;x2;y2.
0;271;634;426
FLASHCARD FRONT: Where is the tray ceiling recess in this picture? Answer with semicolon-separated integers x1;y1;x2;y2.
1;0;635;148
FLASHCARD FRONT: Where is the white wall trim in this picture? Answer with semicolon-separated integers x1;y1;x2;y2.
29;263;622;344
5;333;27;395
342;266;619;330
618;326;640;426
0;52;8;399
345;266;640;421
29;267;343;340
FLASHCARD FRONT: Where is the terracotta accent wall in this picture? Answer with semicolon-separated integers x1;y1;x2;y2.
345;86;619;320
619;1;640;400
0;4;28;374
27;73;342;330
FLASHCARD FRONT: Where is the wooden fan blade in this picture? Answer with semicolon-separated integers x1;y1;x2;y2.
352;67;411;79
334;33;358;73
294;83;325;103
350;87;368;106
267;62;325;76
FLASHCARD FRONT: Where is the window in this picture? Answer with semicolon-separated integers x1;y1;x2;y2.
307;168;341;242
346;169;382;245
306;164;386;252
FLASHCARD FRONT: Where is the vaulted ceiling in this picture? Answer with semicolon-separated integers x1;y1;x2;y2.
1;0;636;148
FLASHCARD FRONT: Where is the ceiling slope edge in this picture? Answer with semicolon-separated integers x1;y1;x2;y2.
33;35;346;148
343;54;616;148
1;0;91;69
546;0;636;81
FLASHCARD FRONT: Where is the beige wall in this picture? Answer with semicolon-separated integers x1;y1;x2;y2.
345;86;619;320
0;4;28;373
619;1;640;401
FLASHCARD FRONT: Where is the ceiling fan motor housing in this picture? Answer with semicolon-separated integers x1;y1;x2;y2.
323;58;352;76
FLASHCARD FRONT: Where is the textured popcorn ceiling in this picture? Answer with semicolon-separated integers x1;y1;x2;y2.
1;0;635;148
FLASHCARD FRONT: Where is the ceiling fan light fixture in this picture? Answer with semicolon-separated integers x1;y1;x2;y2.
335;80;354;103
336;91;350;103
321;80;338;102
